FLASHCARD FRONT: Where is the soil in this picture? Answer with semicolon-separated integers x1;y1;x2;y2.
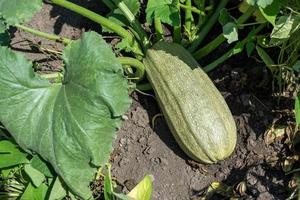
9;1;297;200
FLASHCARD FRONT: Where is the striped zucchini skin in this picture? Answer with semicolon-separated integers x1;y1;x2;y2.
143;42;237;164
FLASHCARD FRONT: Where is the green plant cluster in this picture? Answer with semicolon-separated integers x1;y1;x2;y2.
0;0;299;199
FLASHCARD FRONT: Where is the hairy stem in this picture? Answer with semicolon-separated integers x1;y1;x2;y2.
173;0;182;43
112;0;149;50
118;57;145;81
51;0;143;56
184;0;192;33
193;6;256;60
188;0;230;52
179;3;205;15
15;24;72;45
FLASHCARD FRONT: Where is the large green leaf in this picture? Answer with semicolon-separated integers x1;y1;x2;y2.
30;155;55;178
0;31;131;199
146;0;180;26
0;0;43;25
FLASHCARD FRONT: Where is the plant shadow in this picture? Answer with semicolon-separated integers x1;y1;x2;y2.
47;0;109;35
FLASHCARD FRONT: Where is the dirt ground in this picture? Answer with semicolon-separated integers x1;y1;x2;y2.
10;2;295;200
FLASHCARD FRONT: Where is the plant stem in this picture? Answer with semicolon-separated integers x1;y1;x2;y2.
136;83;152;91
195;0;206;28
15;24;72;45
188;0;230;52
184;0;192;34
179;3;205;15
112;0;149;50
118;57;145;81
193;6;256;60
203;23;266;72
154;17;164;41
51;0;143;56
173;1;182;43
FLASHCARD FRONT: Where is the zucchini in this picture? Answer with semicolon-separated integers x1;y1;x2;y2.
143;42;237;164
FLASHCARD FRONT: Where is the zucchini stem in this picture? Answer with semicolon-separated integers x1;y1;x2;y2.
188;0;230;52
51;0;143;56
203;23;266;72
118;57;145;81
193;6;256;60
184;0;192;34
15;24;72;45
154;17;164;41
173;0;182;43
179;3;205;15
112;0;150;50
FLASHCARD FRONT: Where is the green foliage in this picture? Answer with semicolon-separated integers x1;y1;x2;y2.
258;0;283;25
24;164;45;187
246;0;273;8
222;22;239;44
48;177;68;200
0;0;43;25
218;9;238;44
146;0;180;26
0;0;299;199
104;0;141;30
103;164;153;200
246;41;255;56
30;155;54;178
127;175;153;200
0;32;131;199
293;61;300;72
256;45;275;66
270;15;300;43
20;182;48;200
0;140;29;168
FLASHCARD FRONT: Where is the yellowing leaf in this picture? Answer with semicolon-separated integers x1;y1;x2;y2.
127;175;153;200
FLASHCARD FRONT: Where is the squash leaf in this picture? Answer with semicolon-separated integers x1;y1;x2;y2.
0;31;131;199
0;0;43;25
30;155;55;178
146;0;180;26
